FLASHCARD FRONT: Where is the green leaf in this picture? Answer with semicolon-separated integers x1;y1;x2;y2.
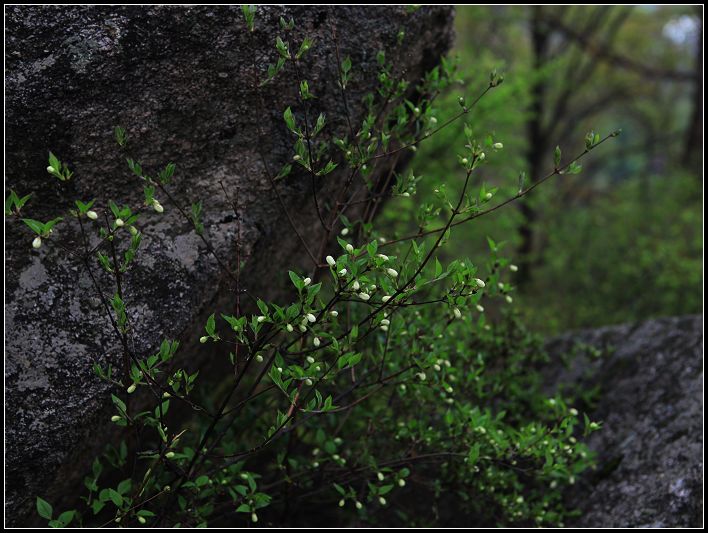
108;488;123;507
36;497;53;520
554;145;561;168
205;313;216;336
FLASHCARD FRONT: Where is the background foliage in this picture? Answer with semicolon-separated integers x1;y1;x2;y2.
394;5;703;334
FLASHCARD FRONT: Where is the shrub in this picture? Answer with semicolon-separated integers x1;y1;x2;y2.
8;7;616;528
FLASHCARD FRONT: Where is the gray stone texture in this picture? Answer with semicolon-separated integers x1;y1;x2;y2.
5;5;454;525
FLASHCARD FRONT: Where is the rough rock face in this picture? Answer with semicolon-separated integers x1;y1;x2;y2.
5;5;454;525
545;315;703;528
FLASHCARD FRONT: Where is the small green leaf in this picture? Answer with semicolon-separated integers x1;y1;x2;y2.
37;497;53;520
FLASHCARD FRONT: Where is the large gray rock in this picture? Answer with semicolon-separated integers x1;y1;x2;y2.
4;5;454;525
545;315;703;527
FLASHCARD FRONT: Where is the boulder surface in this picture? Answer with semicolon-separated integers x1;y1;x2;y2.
5;5;454;525
545;315;703;527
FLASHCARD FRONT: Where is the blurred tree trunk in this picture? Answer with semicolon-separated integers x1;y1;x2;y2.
517;6;549;286
682;14;702;176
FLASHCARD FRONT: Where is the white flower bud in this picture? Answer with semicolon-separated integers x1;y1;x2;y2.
329;310;338;317
380;325;388;332
345;243;354;254
382;295;391;303
377;472;384;481
299;324;307;332
138;516;146;524
402;191;411;196
286;324;294;332
417;372;426;381
380;319;390;326
199;336;208;344
163;392;171;398
453;308;462;319
413;107;420;115
111;415;121;422
474;278;486;288
326;255;336;266
305;378;313;386
352;280;360;291
257;315;266;323
86;210;98;220
510;264;518;272
32;236;42;249
485;192;492;200
479;152;486;161
386;268;398;278
338;268;347;276
493;142;504;150
429;116;438;125
46;166;54;173
303;277;311;286
306;356;315;364
251;513;258;523
340;228;349;236
433;364;441;371
398;478;406;487
379;496;387;506
339;499;345;507
129;226;138;236
461;157;469;165
476;304;484;313
355;501;363;510
255;354;264;363
293;155;301;161
377;253;389;261
165;451;175;459
153;200;164;213
306;313;316;323
115;218;124;227
313;337;320;347
127;384;136;394
569;408;578;416
358;292;370;301
505;295;513;304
